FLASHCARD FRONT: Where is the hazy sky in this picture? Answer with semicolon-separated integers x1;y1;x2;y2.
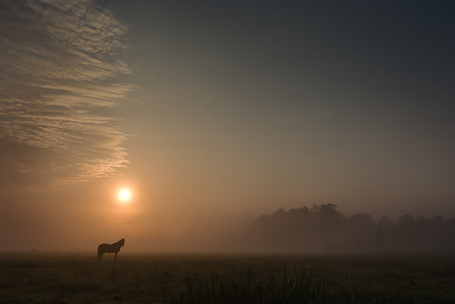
1;0;455;251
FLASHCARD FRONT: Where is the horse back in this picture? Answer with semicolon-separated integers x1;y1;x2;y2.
98;243;120;254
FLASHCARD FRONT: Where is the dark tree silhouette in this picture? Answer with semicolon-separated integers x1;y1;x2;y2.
245;205;455;254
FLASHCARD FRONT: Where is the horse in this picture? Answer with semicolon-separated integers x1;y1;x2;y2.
97;238;125;262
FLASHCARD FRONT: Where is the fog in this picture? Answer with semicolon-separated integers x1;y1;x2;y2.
161;204;455;255
2;1;455;256
3;190;454;255
240;204;455;254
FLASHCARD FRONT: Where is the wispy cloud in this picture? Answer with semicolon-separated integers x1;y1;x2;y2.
0;0;131;188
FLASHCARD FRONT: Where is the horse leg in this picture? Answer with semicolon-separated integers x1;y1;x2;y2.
98;249;104;262
114;252;118;262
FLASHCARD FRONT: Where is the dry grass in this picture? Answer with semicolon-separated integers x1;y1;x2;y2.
1;252;455;303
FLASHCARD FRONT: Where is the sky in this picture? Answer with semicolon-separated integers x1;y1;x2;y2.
1;0;455;252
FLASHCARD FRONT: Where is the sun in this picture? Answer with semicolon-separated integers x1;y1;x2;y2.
117;188;132;204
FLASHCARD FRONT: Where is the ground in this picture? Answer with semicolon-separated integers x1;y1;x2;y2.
1;252;455;303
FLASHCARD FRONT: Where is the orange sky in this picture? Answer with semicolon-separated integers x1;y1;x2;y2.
1;0;455;252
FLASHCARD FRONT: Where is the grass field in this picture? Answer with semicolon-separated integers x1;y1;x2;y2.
1;252;455;303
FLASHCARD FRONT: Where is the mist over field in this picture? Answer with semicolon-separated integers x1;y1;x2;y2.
1;1;455;259
143;203;455;255
2;199;455;254
241;204;455;254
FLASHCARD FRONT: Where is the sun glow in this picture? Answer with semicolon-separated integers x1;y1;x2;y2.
117;188;132;203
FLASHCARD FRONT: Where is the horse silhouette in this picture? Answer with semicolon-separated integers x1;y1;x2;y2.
98;238;125;262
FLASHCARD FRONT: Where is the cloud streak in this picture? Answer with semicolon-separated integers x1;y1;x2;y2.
0;0;131;188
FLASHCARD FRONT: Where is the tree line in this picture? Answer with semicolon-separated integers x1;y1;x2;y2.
243;204;455;254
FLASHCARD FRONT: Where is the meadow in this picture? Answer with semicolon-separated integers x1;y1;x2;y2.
1;252;455;304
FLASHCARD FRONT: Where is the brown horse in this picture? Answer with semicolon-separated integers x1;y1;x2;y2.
97;238;125;262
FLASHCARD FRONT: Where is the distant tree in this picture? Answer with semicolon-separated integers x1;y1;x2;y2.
344;213;376;251
288;207;310;217
350;213;375;227
378;216;395;230
246;204;455;254
310;203;342;218
310;204;319;213
273;208;286;217
375;227;384;251
319;203;340;216
398;214;415;226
